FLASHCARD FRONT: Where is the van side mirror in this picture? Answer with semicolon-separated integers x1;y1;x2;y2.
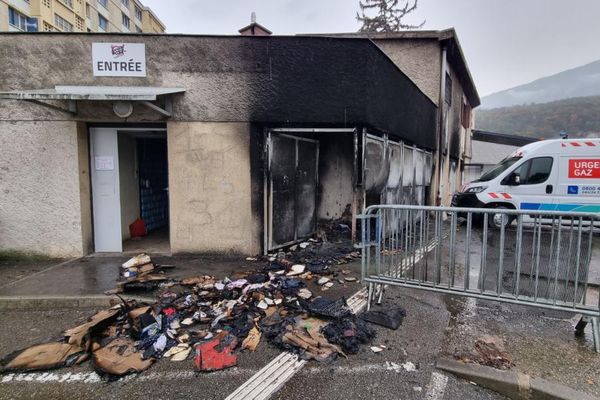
502;172;521;186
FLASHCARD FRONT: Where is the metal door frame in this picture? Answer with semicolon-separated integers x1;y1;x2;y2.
265;131;320;251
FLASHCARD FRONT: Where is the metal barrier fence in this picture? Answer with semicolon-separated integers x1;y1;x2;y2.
359;205;600;352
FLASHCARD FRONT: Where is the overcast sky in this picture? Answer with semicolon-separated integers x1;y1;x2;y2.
142;0;600;97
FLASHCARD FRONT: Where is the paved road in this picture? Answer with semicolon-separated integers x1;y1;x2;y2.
2;233;598;400
0;289;507;400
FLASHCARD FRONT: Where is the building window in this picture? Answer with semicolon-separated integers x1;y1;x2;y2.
444;72;453;106
98;14;107;30
8;7;28;31
54;14;73;31
121;0;129;7
135;5;142;20
85;3;90;18
61;0;73;8
461;100;471;129
122;13;130;28
98;0;107;9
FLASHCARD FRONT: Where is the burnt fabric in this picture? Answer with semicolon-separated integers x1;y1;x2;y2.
246;274;268;284
361;307;406;330
322;317;376;354
307;263;328;274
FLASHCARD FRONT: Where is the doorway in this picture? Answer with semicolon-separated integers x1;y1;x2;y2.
89;126;169;253
267;133;319;250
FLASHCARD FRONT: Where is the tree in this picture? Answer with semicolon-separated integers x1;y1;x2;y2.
357;0;425;32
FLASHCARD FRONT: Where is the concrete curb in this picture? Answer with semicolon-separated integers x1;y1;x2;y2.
0;295;156;310
436;358;600;400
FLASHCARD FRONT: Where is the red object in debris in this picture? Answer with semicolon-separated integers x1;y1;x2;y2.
162;307;176;317
129;219;147;238
194;334;238;372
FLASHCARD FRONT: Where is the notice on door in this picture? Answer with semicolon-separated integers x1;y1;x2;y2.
568;159;600;179
92;43;146;77
95;156;114;171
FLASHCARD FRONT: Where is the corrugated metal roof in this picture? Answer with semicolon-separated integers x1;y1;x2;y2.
0;86;185;101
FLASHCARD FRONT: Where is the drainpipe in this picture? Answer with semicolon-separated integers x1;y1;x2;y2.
436;45;448;206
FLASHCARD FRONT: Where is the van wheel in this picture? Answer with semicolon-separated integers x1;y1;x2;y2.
488;206;514;229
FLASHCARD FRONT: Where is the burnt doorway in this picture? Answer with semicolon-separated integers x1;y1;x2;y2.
267;133;319;250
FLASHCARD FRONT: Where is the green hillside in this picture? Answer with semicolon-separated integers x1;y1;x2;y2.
475;95;600;139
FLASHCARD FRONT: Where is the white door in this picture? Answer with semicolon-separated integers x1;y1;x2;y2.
90;127;122;252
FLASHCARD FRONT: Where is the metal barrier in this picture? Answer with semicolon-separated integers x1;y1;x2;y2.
359;205;600;352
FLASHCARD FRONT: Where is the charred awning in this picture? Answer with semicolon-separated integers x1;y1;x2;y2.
0;86;185;117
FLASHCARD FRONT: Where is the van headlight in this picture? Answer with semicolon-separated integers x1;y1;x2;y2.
465;186;487;193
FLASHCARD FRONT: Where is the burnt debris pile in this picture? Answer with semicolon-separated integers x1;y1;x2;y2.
0;248;376;380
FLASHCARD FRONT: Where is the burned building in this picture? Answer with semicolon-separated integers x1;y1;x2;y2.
0;31;477;257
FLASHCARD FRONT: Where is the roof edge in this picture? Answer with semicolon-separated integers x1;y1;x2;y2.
472;129;539;146
304;29;480;108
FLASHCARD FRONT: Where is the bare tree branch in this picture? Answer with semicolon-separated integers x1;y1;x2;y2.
357;0;425;32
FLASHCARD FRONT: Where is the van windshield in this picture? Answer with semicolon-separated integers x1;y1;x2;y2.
475;156;521;182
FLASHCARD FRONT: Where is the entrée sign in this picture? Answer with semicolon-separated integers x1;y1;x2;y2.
92;43;146;77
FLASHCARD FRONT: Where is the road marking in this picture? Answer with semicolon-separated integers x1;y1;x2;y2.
225;287;370;400
0;362;421;385
425;372;448;400
225;352;306;400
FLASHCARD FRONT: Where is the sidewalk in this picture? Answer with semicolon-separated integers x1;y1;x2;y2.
0;248;363;303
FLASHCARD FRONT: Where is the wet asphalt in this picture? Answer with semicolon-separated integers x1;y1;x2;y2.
0;288;508;400
1;232;599;399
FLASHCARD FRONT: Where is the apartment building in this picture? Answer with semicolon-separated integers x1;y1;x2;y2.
0;0;164;33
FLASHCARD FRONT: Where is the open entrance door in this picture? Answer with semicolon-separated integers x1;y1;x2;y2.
90;127;122;252
90;126;169;253
267;133;319;250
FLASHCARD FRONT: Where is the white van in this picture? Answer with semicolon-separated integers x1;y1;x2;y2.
453;138;600;228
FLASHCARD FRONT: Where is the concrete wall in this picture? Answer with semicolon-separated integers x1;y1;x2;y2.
0;33;436;149
0;33;439;255
0;2;9;31
317;134;354;220
167;121;259;255
374;38;441;106
0;120;85;257
118;134;140;240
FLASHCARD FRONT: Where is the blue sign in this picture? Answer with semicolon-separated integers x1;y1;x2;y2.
567;185;579;195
